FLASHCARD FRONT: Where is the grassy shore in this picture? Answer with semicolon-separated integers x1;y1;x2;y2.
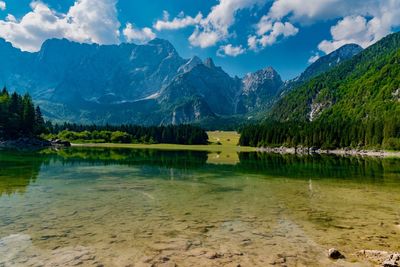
72;131;255;164
72;131;254;152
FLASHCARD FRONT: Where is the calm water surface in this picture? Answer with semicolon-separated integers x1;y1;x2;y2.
0;147;399;266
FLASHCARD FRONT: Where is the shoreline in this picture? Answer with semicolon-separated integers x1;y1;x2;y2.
71;143;400;158
70;142;256;153
0;137;70;150
256;146;400;157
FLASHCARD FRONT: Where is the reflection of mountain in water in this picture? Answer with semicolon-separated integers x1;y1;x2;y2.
1;148;400;196
0;150;49;196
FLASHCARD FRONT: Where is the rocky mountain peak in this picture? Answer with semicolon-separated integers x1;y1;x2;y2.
204;57;216;68
242;67;282;91
177;56;203;74
147;38;177;54
245;67;279;81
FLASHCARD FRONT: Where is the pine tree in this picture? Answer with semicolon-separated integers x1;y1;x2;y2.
22;94;35;135
34;106;46;134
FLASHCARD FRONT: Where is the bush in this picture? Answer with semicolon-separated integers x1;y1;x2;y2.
383;138;400;150
110;131;132;143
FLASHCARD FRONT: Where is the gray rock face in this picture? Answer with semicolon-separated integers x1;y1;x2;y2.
236;67;283;113
159;62;241;116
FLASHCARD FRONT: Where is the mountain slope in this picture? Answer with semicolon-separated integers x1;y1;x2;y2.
268;32;400;123
240;32;400;149
298;44;363;82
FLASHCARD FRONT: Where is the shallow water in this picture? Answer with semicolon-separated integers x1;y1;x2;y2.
0;147;399;266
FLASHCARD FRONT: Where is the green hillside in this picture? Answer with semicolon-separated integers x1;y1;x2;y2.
240;32;400;150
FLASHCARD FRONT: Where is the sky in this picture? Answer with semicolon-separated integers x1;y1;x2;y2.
0;0;399;80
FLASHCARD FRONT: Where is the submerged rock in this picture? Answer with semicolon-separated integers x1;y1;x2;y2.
50;139;71;147
383;253;400;267
357;250;400;266
328;248;345;259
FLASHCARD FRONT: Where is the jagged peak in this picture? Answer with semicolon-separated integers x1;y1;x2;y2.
147;38;175;50
245;66;280;80
188;56;202;64
203;57;215;68
177;56;203;74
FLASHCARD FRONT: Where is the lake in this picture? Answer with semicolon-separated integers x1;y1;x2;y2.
0;147;399;266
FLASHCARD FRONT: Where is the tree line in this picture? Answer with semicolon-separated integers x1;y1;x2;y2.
1;88;209;145
0;88;46;139
239;116;400;150
46;123;209;145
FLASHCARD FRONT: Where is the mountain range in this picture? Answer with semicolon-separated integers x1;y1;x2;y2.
0;37;363;126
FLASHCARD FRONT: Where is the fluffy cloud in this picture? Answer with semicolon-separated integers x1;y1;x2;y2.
256;0;400;54
217;44;245;57
156;0;264;48
188;29;219;48
0;1;6;11
318;1;400;53
248;20;298;50
154;11;202;31
123;23;156;43
0;0;120;52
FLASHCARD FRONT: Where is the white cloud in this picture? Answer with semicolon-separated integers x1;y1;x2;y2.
154;11;202;31
247;35;258;50
217;44;245;57
0;0;120;52
5;14;15;22
266;0;379;23
318;1;400;54
249;20;298;50
0;1;6;11
250;0;400;54
123;23;156;43
155;0;264;48
188;28;220;48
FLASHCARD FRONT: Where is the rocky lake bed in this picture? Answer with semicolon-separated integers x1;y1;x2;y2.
0;148;399;266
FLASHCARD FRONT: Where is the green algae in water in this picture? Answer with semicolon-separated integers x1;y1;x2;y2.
0;147;399;266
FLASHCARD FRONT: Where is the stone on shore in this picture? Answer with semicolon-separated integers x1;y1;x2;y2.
383;253;400;267
328;248;345;259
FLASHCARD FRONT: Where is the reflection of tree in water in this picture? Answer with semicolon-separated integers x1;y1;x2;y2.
2;147;399;196
49;147;208;170
237;152;400;182
0;150;48;196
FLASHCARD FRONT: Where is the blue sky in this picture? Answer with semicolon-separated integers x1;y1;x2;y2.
1;0;399;80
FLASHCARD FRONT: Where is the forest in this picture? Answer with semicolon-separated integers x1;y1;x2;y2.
239;117;400;150
0;88;46;139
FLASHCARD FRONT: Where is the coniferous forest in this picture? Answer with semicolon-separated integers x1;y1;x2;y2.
239;118;400;150
0;88;46;139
